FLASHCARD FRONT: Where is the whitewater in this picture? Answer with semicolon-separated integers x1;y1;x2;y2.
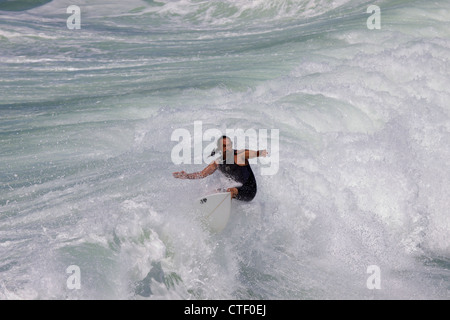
0;0;449;300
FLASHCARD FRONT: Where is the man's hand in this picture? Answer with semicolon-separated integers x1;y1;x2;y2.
173;171;188;179
259;150;268;157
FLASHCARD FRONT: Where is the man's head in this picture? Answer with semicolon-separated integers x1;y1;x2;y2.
218;135;232;154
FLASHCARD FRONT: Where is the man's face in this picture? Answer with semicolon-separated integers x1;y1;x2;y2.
222;138;232;153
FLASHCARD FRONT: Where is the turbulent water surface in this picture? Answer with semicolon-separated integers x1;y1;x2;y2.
0;0;449;299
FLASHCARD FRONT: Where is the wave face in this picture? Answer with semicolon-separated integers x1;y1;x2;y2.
1;0;449;299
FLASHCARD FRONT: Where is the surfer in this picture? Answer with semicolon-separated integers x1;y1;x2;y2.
173;136;267;201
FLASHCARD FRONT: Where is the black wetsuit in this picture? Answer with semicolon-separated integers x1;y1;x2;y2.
218;150;257;202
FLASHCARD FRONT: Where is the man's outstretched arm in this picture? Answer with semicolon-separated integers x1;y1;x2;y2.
173;161;218;179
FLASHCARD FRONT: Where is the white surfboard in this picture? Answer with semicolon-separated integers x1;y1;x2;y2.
195;192;231;233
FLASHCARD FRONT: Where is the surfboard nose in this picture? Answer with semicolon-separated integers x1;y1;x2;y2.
195;192;231;233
